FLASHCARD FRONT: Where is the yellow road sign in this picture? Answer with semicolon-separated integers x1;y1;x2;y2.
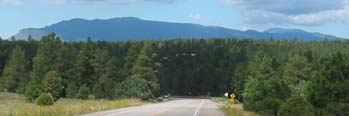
230;93;236;104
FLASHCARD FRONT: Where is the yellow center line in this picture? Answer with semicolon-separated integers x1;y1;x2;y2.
148;100;191;116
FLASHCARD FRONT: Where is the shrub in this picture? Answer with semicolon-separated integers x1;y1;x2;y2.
24;83;41;102
36;93;54;106
115;75;152;99
278;96;314;116
0;84;5;92
77;85;90;99
66;82;78;98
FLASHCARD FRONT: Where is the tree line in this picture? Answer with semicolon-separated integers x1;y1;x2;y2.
0;33;349;115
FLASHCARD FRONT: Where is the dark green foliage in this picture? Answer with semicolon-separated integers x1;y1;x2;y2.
36;93;54;106
91;48;114;98
278;96;314;116
243;55;290;115
94;75;116;99
2;33;349;112
246;53;275;80
31;33;63;88
76;38;95;87
43;71;63;101
244;78;290;115
1;45;29;93
115;75;152;99
0;83;4;92
93;57;124;99
230;62;248;95
105;57;126;82
124;42;142;73
132;41;159;96
24;82;41;102
66;82;78;98
283;54;312;96
308;51;349;115
283;54;312;84
77;85;90;99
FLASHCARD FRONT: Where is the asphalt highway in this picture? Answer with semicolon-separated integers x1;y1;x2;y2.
82;98;224;116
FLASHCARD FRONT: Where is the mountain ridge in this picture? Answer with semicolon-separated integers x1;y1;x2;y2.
14;17;344;41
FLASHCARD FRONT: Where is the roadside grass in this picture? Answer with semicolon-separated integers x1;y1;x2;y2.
214;97;258;116
0;92;142;116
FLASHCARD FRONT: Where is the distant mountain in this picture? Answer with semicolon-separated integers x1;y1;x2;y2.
14;17;343;41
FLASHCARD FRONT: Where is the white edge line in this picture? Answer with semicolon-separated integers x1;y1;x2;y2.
193;100;205;116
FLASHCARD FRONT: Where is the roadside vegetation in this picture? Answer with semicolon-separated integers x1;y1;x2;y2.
0;92;142;116
1;33;349;115
215;98;258;116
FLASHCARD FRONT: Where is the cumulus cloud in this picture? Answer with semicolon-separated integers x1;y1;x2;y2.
222;0;349;27
189;14;201;20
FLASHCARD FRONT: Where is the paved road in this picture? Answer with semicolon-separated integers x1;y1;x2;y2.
82;98;224;116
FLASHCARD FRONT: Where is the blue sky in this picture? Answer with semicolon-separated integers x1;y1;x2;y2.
1;0;349;39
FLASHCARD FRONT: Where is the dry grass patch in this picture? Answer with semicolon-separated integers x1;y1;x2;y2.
0;92;142;116
214;98;258;116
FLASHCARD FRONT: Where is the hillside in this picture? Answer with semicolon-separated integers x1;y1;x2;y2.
14;17;343;41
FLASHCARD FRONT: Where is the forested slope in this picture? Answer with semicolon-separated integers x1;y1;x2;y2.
1;34;349;115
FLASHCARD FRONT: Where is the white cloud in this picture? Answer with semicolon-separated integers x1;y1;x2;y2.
189;14;201;20
221;0;349;27
1;0;24;6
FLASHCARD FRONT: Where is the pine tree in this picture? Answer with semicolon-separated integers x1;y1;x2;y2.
124;42;142;74
66;82;78;98
132;41;159;97
105;57;125;82
308;51;349;115
59;44;79;97
93;56;119;99
243;54;290;115
43;71;63;101
230;62;248;95
76;38;95;87
27;35;34;41
31;33;63;87
246;52;275;80
91;48;109;98
1;45;29;92
283;54;311;96
92;48;109;75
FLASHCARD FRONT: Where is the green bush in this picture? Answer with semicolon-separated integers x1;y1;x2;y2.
115;75;152;99
0;84;5;92
66;82;78;98
36;93;54;106
278;96;313;116
24;83;41;102
77;85;90;99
